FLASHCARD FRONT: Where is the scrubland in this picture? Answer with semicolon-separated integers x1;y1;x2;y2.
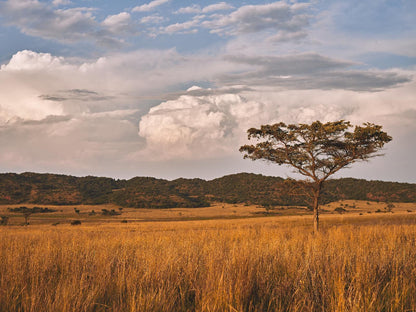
1;209;416;311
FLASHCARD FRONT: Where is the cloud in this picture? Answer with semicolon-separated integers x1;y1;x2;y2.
0;49;237;126
132;0;170;13
52;0;72;6
0;50;66;71
175;5;201;14
102;12;136;35
0;0;133;47
268;30;307;42
40;89;113;103
138;92;265;159
163;16;203;34
0;108;141;175
176;2;234;14
20;115;72;125
201;2;310;36
136;87;357;160
0;0;95;41
0;47;415;181
220;53;411;91
202;2;234;13
0;51;68;123
169;2;310;41
224;53;355;75
137;75;416;163
140;14;164;24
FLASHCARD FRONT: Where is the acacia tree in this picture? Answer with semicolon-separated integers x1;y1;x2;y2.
239;120;392;232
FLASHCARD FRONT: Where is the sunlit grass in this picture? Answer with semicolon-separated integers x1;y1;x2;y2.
1;214;416;311
1;200;415;226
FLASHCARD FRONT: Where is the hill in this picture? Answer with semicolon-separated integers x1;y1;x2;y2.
0;172;415;208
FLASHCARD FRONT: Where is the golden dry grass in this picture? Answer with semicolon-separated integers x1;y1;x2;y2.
2;200;414;226
0;202;298;225
1;212;416;311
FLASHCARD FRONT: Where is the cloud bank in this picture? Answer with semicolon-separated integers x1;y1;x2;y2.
0;1;415;181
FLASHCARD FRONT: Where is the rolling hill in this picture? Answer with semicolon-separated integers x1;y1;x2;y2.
0;172;415;208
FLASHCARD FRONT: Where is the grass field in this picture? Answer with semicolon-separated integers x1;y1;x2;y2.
1;202;416;311
1;200;415;225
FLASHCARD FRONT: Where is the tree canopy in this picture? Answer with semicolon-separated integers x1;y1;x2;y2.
240;120;392;231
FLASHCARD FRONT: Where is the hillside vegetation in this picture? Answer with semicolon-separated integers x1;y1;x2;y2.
0;172;415;208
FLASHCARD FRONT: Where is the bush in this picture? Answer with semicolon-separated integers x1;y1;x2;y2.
70;220;81;225
0;216;9;225
101;209;121;216
334;207;347;214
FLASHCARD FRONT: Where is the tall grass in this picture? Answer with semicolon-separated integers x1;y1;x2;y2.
1;216;416;311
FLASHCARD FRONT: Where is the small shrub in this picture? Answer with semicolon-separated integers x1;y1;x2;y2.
334;207;347;214
0;216;9;226
70;220;81;225
121;220;128;223
101;209;121;216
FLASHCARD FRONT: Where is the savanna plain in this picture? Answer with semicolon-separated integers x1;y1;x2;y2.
1;201;416;311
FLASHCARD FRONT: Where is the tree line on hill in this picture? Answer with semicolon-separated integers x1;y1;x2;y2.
0;172;415;208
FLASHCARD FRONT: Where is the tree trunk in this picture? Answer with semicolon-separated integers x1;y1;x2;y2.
313;182;322;233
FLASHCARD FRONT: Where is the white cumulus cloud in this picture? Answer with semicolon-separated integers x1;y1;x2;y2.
132;0;170;12
102;12;135;34
138;92;266;159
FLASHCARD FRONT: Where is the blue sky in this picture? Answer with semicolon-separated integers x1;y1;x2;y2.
0;0;415;182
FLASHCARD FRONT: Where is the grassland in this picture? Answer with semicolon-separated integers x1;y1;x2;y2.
1;202;416;311
1;200;415;225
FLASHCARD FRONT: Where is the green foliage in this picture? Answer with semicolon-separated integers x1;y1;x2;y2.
7;206;57;213
239;120;392;230
0;216;9;225
334;207;347;214
0;172;415;209
78;176;121;204
101;209;121;216
111;177;210;208
240;121;392;183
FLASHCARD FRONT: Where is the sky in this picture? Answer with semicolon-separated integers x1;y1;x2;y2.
0;0;415;182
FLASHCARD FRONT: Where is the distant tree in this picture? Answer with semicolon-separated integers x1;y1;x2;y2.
240;120;392;232
385;202;395;212
23;211;32;225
